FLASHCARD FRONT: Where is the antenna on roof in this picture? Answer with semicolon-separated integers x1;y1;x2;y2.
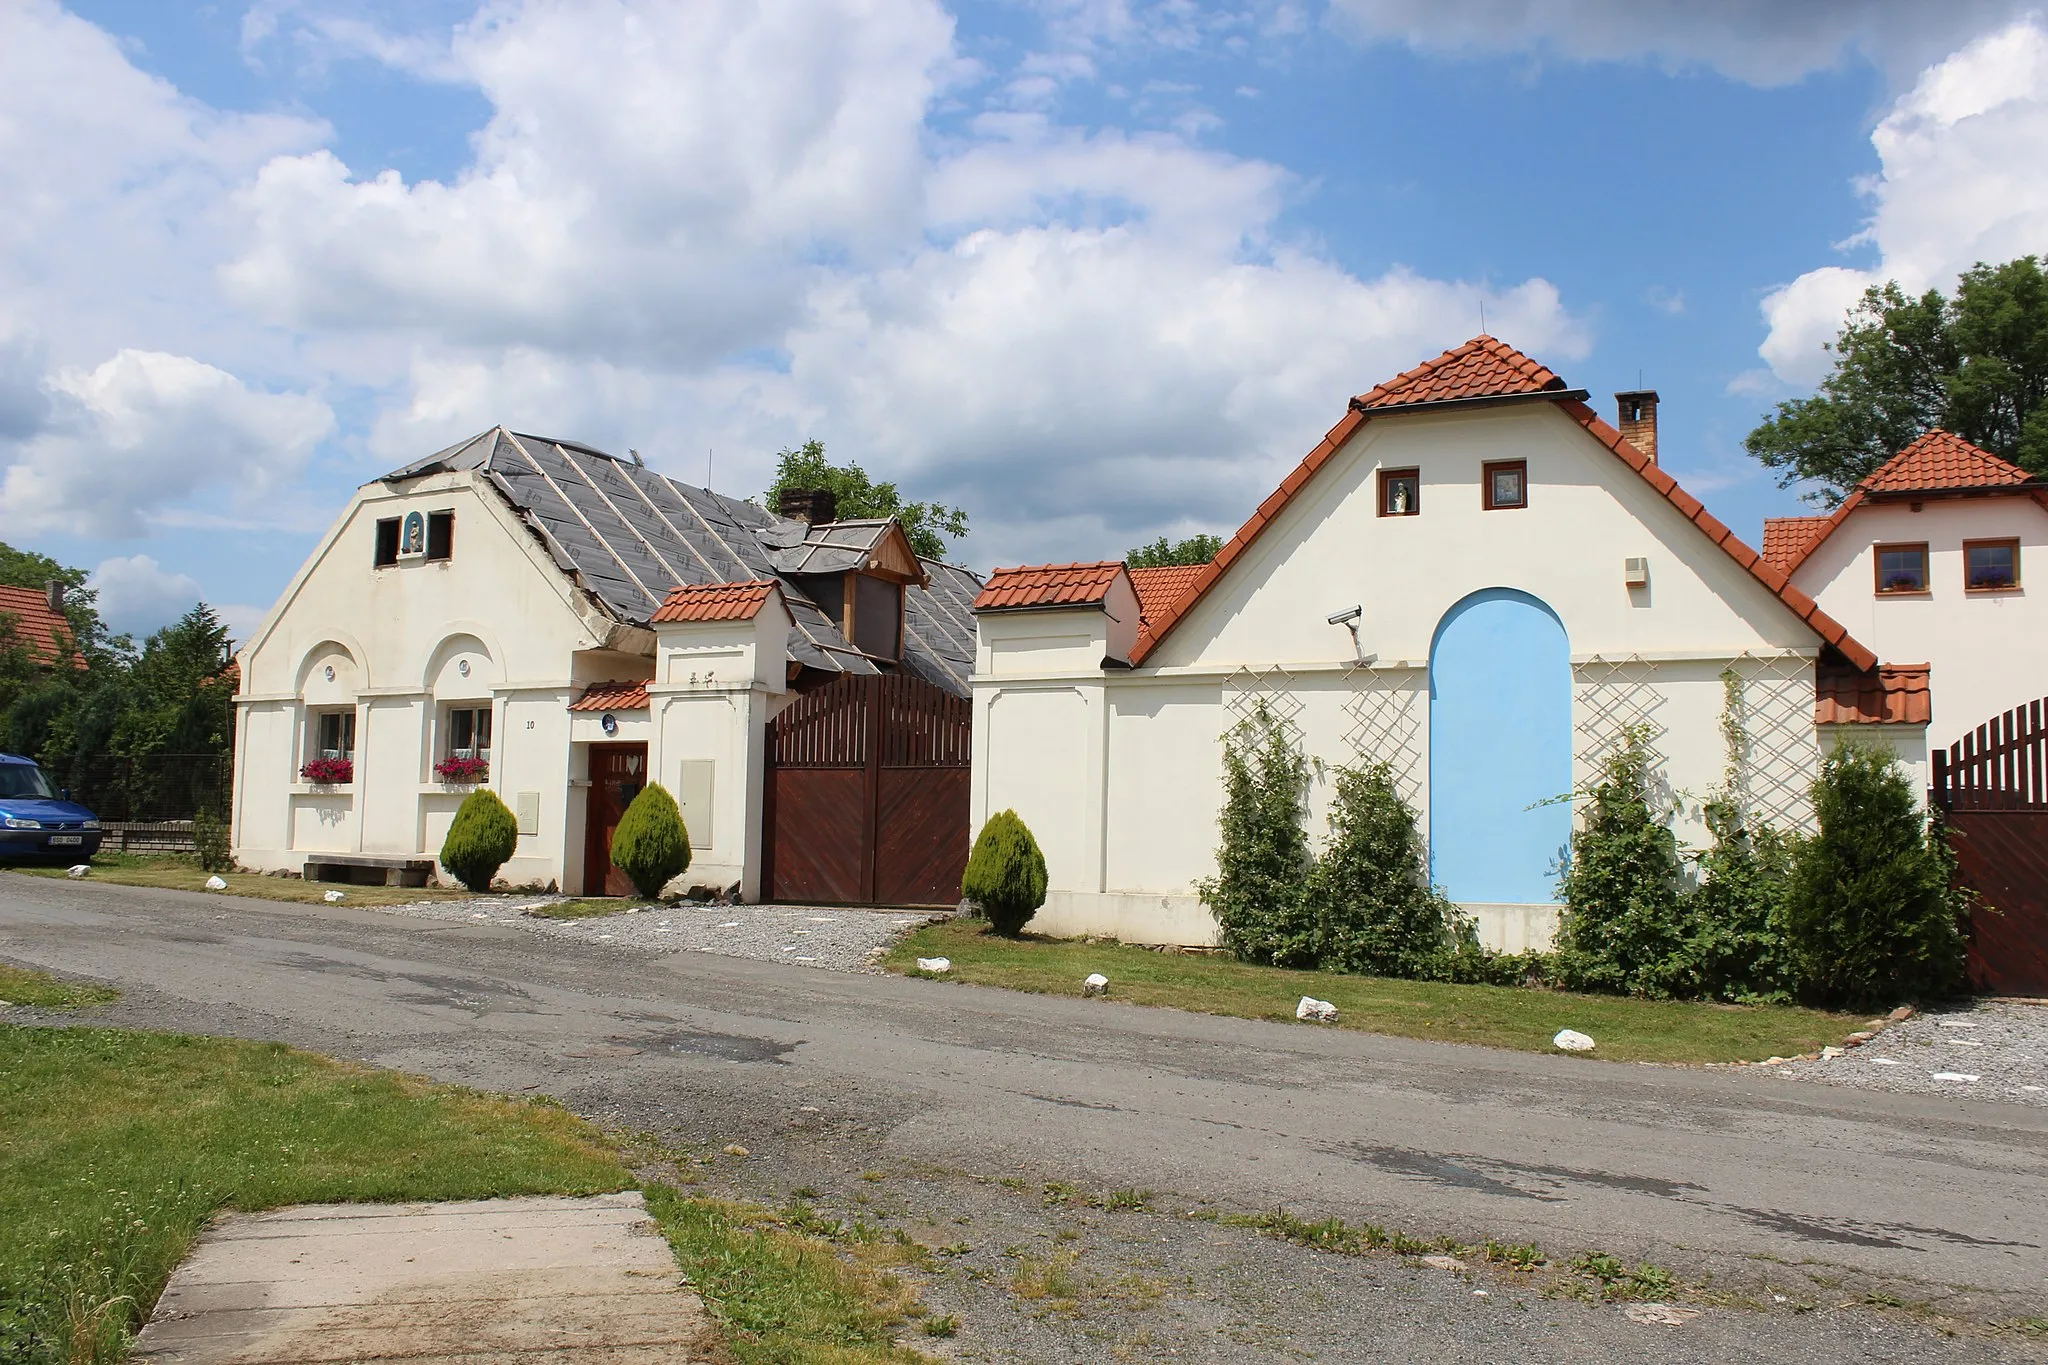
628;447;644;467
707;448;712;487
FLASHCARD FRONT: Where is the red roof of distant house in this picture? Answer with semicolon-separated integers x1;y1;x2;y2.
1128;564;1207;623
1351;335;1569;410
1127;335;1879;673
1761;516;1832;572
569;679;650;711
650;580;778;624
0;586;81;669
1815;664;1931;726
975;561;1127;611
1764;429;2045;577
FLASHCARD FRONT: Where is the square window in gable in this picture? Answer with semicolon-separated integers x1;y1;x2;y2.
1965;538;2019;592
1875;542;1929;595
1379;468;1420;516
1482;460;1527;511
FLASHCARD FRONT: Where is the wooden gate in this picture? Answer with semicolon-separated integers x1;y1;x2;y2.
1932;698;2048;995
763;673;971;906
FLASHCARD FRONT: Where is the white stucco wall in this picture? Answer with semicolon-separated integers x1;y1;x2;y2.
1791;498;2048;749
975;402;1846;949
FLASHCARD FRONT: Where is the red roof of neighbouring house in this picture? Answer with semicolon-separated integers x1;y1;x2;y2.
975;561;1127;611
650;580;778;623
1128;564;1207;623
1763;430;2044;577
1127;336;1879;672
1351;335;1569;410
1815;664;1931;726
0;586;81;669
569;679;650;711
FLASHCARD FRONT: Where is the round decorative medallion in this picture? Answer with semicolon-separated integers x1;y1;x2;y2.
458;659;471;677
601;713;618;736
323;665;335;681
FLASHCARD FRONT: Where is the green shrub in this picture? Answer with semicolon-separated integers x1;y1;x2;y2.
1199;707;1317;967
1688;798;1799;1003
609;783;691;900
962;809;1048;936
440;789;519;892
1306;762;1463;978
191;808;231;874
1785;740;1967;1008
1554;728;1699;998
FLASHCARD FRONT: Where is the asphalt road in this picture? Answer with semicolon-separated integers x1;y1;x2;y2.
5;872;2047;1363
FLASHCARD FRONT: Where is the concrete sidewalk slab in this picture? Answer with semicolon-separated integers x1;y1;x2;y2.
133;1193;721;1363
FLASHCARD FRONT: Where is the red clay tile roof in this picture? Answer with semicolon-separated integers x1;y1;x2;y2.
1128;564;1207;623
1129;336;1880;673
1767;430;2045;577
1815;664;1931;726
1864;428;2030;493
0;586;81;669
1761;516;1832;572
1351;335;1569;410
650;580;778;624
975;561;1127;611
569;679;650;711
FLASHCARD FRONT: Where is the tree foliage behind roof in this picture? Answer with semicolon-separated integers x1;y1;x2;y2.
1746;256;2048;504
1126;534;1221;568
764;440;969;562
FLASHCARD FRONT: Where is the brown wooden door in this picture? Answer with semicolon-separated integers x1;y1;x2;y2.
1933;698;2048;995
764;673;970;906
584;743;647;896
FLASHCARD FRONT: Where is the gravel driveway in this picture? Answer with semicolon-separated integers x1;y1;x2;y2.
1777;1000;2048;1107
375;894;939;972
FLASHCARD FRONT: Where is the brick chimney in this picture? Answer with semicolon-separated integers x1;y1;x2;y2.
778;488;839;525
1616;390;1659;464
46;580;65;614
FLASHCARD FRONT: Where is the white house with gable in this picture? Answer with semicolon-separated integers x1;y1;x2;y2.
970;336;1929;951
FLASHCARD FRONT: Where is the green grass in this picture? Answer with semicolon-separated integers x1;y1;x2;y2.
11;854;476;907
885;919;1861;1065
0;963;118;1010
527;897;653;920
644;1187;934;1364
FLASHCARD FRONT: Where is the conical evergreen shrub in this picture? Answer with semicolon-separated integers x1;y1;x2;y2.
1306;762;1461;978
1785;739;1967;1008
1197;707;1317;967
962;809;1048;936
440;789;518;892
610;783;691;900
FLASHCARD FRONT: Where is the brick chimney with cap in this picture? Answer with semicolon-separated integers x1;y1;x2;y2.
1616;390;1659;465
46;580;65;614
778;487;839;525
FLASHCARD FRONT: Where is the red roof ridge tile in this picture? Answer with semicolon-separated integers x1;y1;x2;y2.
650;579;778;624
1351;335;1569;411
569;679;651;711
1815;662;1930;726
975;561;1128;611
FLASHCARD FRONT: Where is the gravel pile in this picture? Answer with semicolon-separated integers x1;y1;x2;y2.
373;895;939;973
1775;1000;2048;1106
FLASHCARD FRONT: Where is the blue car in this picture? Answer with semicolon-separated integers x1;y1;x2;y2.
0;753;103;863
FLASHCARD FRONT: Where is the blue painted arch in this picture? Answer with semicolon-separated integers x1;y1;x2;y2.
1428;588;1572;905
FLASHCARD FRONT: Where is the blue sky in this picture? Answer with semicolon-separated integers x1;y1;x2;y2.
4;0;2045;642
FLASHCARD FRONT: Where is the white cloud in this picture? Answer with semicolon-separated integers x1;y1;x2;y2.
1324;0;2029;86
0;350;335;537
86;554;204;637
1758;17;2048;384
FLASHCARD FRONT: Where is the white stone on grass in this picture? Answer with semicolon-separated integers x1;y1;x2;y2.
1296;996;1338;1023
321;888;344;902
1084;973;1109;996
915;957;952;973
66;864;90;879
1553;1029;1595;1052
204;875;229;891
1820;1046;1845;1059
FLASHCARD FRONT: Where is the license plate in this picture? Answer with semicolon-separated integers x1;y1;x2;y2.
48;835;82;846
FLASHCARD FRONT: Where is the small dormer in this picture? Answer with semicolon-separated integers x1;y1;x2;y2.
773;489;928;662
971;561;1142;674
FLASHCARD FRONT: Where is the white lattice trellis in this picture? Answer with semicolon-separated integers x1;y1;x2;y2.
1341;667;1426;804
1222;665;1305;751
1724;652;1820;831
1573;654;1669;777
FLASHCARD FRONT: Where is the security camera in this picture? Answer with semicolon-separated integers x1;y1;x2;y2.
1327;605;1362;626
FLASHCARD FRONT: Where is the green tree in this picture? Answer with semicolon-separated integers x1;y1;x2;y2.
609;783;692;899
1305;762;1463;979
1784;741;1967;1008
765;440;969;562
440;789;520;892
961;809;1049;936
1198;706;1317;967
1746;257;2048;502
1125;534;1221;568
